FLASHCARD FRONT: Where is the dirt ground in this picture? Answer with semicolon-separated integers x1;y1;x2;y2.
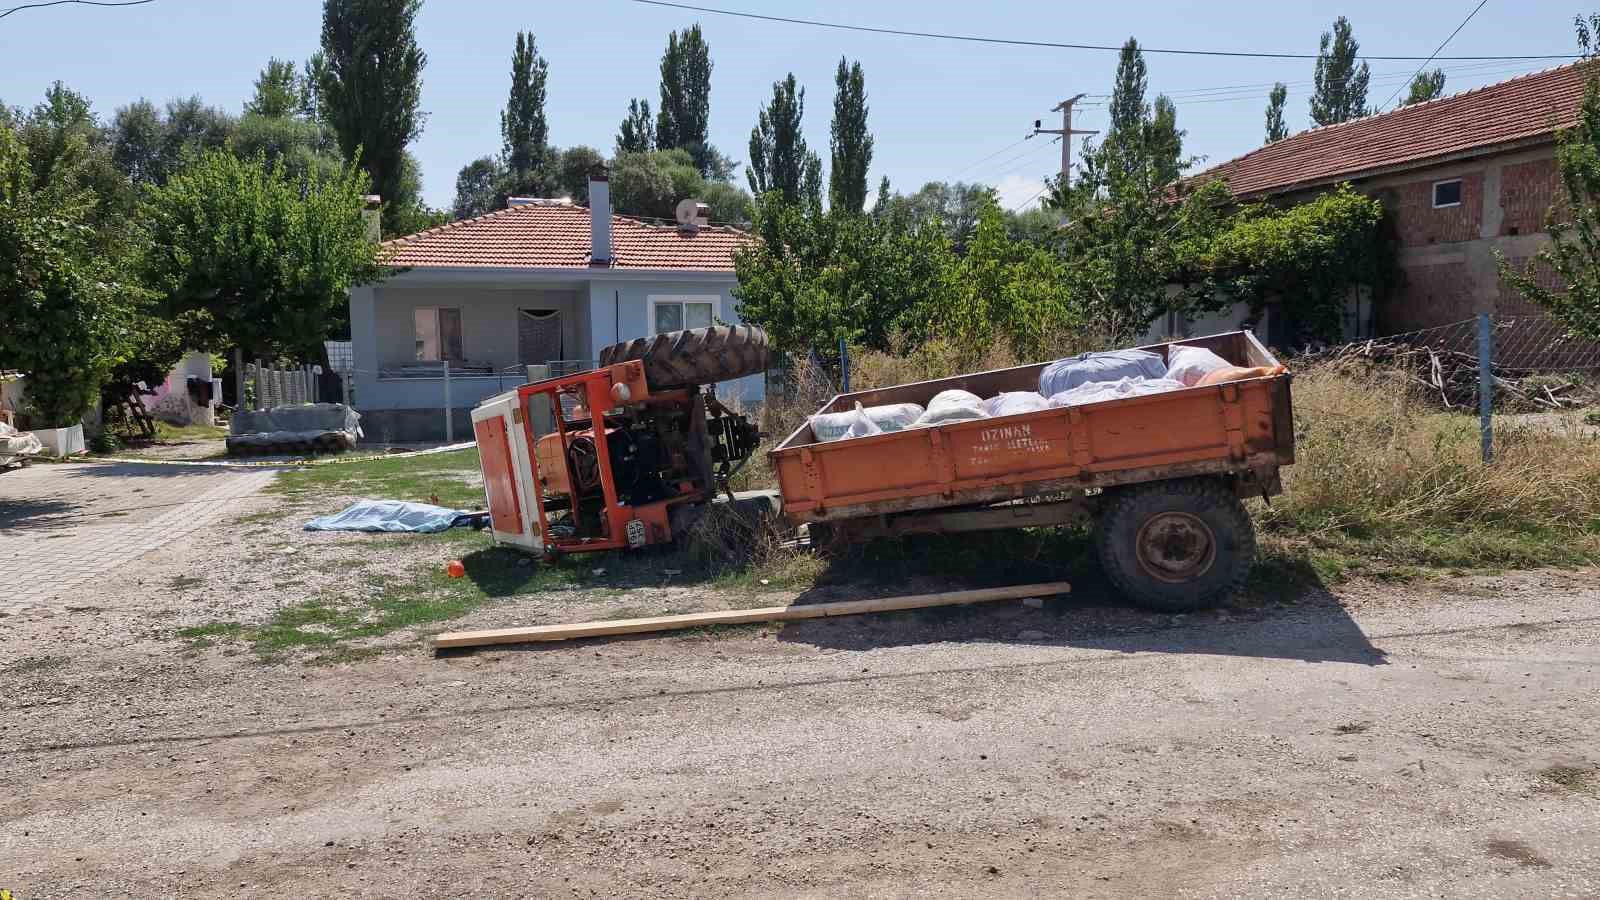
3;482;1599;898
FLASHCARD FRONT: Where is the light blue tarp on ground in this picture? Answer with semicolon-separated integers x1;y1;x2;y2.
304;499;470;533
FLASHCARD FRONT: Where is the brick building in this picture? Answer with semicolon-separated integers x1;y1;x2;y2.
1194;62;1587;337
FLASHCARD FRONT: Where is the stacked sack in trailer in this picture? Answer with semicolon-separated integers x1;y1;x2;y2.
808;345;1285;444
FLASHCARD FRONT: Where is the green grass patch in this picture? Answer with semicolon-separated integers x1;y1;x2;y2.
155;422;229;442
267;447;485;509
175;540;580;662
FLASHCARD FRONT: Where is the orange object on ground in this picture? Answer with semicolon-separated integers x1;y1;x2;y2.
1196;364;1288;387
446;559;466;578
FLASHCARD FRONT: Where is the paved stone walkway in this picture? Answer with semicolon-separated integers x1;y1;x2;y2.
0;461;276;616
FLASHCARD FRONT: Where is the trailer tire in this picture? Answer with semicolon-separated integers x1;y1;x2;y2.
598;324;770;389
1095;477;1255;613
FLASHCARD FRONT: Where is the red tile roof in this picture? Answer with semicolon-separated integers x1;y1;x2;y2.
380;202;750;271
1193;62;1592;199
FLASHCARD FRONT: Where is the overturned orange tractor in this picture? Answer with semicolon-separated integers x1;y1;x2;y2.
471;325;767;559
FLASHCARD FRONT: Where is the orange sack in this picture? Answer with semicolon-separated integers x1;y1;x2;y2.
1196;364;1288;387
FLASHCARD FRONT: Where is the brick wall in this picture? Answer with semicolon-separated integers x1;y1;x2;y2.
1390;172;1483;247
1499;157;1561;236
1384;262;1480;333
1498;254;1563;316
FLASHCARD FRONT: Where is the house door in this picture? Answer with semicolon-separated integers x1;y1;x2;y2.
518;309;563;367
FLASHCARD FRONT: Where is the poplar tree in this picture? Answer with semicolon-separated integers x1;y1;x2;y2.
501;31;549;182
655;24;713;175
1265;83;1289;143
1310;17;1371;125
829;58;873;214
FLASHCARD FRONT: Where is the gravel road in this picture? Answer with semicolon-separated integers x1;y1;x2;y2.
3;568;1598;898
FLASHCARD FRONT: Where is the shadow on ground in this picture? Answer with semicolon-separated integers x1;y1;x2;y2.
750;530;1385;666
0;497;79;529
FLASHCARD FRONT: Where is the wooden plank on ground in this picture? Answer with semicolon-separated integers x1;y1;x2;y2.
434;581;1071;649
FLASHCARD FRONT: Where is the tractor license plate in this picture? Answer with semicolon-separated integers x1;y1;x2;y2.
626;518;647;548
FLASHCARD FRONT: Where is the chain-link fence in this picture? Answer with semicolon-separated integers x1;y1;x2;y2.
1301;312;1600;462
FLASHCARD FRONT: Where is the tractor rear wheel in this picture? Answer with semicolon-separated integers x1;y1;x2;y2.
1094;477;1255;613
598;324;770;389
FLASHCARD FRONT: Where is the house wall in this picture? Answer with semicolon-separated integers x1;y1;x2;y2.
351;272;759;442
373;285;584;371
586;277;763;407
1353;146;1559;334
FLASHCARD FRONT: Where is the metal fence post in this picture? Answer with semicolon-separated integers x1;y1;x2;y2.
1477;312;1494;464
341;370;352;409
839;337;850;393
442;359;453;443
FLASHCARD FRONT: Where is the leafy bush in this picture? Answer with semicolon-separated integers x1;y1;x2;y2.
0;126;134;427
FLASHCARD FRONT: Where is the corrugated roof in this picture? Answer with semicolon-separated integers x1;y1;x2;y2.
1193;62;1591;199
380;203;749;271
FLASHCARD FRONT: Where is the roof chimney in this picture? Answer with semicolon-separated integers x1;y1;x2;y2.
362;195;381;242
589;164;612;267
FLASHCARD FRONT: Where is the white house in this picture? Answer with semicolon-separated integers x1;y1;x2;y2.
348;168;758;441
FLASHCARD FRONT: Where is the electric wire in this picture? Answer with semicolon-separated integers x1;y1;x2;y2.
1376;0;1493;112
629;0;1577;61
0;0;152;20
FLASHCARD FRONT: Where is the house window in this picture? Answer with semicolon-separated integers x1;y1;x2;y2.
414;307;463;363
649;295;717;334
1432;179;1463;208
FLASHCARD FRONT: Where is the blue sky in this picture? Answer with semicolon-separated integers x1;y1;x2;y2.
0;0;1586;212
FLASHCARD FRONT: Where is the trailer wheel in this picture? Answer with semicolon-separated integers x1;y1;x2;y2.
1094;477;1255;612
598;324;770;389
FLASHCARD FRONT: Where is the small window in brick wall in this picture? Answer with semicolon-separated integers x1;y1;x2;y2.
1432;179;1463;208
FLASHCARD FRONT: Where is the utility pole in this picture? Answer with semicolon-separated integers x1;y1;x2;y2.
1033;94;1098;189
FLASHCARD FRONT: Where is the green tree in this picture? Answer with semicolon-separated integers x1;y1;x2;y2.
501;31;549;187
1148;94;1183;187
1402;69;1446;106
748;74;821;205
829;57;873;214
246;58;304;118
616;98;654;155
655;24;714;175
937;196;1079;359
452;155;506;219
734;195;956;359
1106;38;1149;146
1500;17;1600;340
1310;16;1371;126
0;120;138;427
546;145;603;204
142;149;381;361
232;113;344;184
875;180;995;251
317;0;428;234
1265;82;1289;143
612;147;751;222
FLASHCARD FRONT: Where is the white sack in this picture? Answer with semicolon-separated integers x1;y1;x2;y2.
1164;344;1233;387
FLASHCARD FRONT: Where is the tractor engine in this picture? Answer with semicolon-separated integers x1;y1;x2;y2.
533;387;760;541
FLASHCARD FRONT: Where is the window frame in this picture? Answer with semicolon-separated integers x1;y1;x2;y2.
1431;178;1463;209
647;294;720;335
413;305;464;364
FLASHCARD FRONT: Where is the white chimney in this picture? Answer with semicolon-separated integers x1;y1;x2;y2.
362;194;382;242
589;164;612;267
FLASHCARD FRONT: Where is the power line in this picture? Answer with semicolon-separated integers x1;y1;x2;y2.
630;0;1578;61
0;0;153;20
1377;0;1492;111
1088;58;1529;101
945;135;1034;180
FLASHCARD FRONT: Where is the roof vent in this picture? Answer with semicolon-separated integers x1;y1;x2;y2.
507;196;573;207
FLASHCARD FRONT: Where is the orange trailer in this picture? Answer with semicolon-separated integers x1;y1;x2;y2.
769;331;1294;611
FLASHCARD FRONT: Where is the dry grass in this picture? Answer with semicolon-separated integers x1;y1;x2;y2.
1260;359;1600;576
